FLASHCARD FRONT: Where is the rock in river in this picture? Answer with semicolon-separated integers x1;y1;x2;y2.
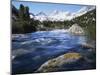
36;52;84;72
68;24;85;35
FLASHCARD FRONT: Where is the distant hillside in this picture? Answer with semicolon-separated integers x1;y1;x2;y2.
72;9;96;40
72;8;96;27
12;4;96;40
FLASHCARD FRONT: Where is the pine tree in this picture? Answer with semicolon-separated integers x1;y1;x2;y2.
24;6;30;20
19;4;25;20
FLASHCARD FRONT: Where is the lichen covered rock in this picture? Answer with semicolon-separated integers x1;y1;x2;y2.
36;53;83;72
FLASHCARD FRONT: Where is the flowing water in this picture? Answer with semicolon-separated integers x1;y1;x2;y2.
12;29;87;74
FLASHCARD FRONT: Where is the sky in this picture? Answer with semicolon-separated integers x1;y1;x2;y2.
12;1;92;15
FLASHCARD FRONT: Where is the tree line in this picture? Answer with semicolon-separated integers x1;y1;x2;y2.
12;4;96;40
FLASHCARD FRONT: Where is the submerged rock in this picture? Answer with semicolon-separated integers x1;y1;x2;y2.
80;43;94;49
68;24;85;35
36;52;83;72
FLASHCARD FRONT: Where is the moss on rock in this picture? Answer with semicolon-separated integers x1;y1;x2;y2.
36;52;83;72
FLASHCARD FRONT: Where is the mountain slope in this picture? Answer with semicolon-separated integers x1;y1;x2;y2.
30;6;95;21
72;8;96;40
12;4;96;37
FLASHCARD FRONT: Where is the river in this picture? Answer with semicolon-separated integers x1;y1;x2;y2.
12;29;87;74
